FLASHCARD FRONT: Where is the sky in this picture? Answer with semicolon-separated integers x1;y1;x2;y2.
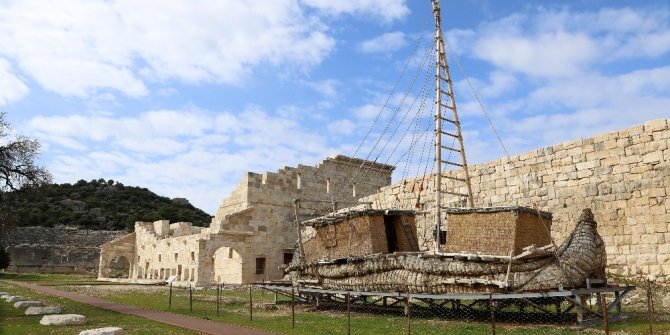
1;0;669;214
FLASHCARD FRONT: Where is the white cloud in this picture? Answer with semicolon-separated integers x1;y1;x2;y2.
0;0;335;97
306;79;339;97
359;32;407;54
26;106;339;213
302;0;409;23
0;58;29;106
474;30;598;77
468;7;670;78
327;119;356;135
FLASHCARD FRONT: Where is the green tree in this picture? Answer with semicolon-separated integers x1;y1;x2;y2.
0;112;51;242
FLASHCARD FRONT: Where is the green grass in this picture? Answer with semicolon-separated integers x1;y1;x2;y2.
0;272;106;286
0;281;200;335
2;273;669;335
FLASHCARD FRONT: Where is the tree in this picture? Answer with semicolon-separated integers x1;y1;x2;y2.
0;112;51;242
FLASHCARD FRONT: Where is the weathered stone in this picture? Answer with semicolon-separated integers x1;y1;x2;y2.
14;300;43;308
25;306;62;315
40;314;86;326
5;226;126;274
79;327;125;335
99;155;394;285
663;295;670;308
6;296;24;302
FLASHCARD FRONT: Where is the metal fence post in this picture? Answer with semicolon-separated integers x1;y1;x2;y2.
249;285;253;321
168;282;172;310
347;292;351;335
406;292;411;335
189;284;193;312
600;292;609;335
216;284;221;317
291;286;296;329
489;293;496;335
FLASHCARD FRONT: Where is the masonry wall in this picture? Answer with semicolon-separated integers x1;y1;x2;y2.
211;155;394;282
6;226;126;273
360;118;670;283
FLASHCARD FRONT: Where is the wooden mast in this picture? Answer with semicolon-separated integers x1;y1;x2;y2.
432;0;475;253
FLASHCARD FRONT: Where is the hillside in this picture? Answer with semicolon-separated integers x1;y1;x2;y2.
9;179;212;231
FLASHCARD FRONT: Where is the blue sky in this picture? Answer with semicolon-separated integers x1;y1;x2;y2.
1;0;669;214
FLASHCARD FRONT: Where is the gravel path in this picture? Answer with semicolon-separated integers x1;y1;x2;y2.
4;280;277;335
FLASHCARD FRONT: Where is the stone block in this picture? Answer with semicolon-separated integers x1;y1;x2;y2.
644;119;668;132
6;296;24;302
14;301;43;308
40;314;86;326
642;151;663;164
79;327;125;335
25;306;62;315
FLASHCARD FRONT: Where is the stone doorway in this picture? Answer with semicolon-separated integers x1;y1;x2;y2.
212;247;243;284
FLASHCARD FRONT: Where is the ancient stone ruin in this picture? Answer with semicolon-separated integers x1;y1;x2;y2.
5;226;126;273
98;155;394;285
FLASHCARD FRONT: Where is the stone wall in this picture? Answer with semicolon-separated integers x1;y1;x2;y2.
5;226;126;273
211;155;394;282
99;155;394;285
360;118;670;283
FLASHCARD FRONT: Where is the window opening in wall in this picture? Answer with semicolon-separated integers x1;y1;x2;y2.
297;173;302;189
326;178;330;193
158;254;162;262
174;253;178;261
352;183;357;197
190;251;195;261
283;253;294;265
255;257;266;274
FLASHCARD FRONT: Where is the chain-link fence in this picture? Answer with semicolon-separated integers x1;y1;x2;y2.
159;282;668;334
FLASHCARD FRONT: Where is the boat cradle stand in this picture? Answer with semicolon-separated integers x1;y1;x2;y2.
257;279;635;325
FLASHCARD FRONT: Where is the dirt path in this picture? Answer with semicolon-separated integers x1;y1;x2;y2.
4;280;277;335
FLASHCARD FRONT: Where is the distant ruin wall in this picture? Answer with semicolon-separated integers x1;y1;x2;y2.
361;118;670;283
5;226;126;273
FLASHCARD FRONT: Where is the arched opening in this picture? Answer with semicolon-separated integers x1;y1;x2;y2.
108;255;130;278
211;247;243;284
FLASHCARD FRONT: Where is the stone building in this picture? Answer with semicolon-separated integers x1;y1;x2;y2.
98;155;394;286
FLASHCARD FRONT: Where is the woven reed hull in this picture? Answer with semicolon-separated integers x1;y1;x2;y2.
288;210;606;294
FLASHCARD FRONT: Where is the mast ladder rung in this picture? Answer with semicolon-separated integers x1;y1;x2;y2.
441;175;466;182
438;76;452;84
440;117;457;124
441;160;463;167
439;103;454;110
438;130;460;139
441;145;460;152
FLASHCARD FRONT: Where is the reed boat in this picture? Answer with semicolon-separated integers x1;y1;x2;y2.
284;0;608;294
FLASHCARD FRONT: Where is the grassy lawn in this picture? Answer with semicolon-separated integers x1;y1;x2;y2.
54;283;607;335
0;280;201;335
2;273;668;335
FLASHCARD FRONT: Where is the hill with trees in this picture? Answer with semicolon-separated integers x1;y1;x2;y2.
9;179;212;231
